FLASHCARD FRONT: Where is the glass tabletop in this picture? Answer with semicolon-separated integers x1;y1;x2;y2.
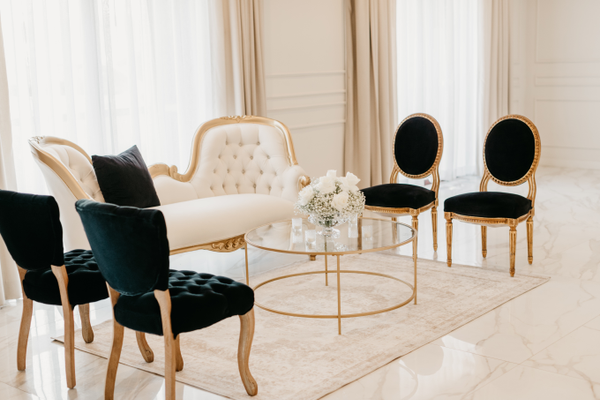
245;217;416;255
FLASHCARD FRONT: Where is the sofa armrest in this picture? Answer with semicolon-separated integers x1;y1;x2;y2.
150;163;198;205
280;165;311;203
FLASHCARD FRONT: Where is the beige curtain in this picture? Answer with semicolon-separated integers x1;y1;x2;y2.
0;18;21;306
481;0;510;137
344;0;397;189
211;0;266;117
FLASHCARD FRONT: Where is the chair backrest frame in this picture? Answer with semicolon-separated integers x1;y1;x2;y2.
479;114;541;205
390;113;444;197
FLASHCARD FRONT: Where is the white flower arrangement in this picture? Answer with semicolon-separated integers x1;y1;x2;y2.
295;170;366;228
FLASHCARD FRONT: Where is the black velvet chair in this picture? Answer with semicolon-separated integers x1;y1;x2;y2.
0;190;109;389
444;115;541;276
75;199;258;400
361;113;444;255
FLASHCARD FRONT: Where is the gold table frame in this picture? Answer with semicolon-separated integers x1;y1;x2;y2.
244;217;417;335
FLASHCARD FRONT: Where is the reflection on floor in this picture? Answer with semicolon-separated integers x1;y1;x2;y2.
2;167;600;399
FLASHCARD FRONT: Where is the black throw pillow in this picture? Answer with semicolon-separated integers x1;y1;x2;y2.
92;145;161;208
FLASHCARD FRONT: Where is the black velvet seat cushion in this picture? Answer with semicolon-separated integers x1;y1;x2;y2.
23;249;108;306
362;184;436;209
92;145;160;208
114;270;254;337
444;192;532;219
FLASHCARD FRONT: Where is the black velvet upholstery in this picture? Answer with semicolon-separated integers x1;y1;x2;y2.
362;184;435;209
444;192;532;219
394;116;439;176
76;200;170;296
115;271;254;336
485;119;536;182
92;145;161;208
23;249;108;306
0;190;108;307
0;190;64;269
76;200;255;338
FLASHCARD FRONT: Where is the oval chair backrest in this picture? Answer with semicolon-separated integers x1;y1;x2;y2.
483;115;541;186
0;190;64;270
393;114;443;178
76;200;170;296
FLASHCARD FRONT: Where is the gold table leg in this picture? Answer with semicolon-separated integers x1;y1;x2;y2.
244;245;250;286
337;255;342;335
324;255;329;286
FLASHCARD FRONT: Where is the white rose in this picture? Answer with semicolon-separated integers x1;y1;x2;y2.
326;170;337;178
332;191;349;212
298;186;314;205
345;172;360;187
317;176;336;194
340;172;361;192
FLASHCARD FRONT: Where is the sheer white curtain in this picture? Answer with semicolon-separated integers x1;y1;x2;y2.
0;0;223;194
397;0;483;180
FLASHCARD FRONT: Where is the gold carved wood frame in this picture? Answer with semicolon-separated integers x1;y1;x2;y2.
365;113;444;252
148;115;311;255
444;114;541;277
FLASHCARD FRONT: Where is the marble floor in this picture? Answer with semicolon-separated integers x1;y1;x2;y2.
2;166;600;399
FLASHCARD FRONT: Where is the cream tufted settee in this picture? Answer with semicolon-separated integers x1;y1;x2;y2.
29;116;310;255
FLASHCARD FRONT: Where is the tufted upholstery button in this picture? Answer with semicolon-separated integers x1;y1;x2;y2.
239;143;243;147
267;155;270;159
253;184;256;188
23;249;107;306
250;156;253;160
242;169;245;174
234;155;237;159
227;169;230;173
268;186;272;190
260;170;263;175
114;270;254;337
257;141;260;145
236;183;239;188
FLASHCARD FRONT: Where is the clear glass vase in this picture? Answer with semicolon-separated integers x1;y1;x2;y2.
308;215;341;238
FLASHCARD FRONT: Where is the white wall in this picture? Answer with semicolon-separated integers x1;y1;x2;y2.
510;0;600;169
263;0;346;179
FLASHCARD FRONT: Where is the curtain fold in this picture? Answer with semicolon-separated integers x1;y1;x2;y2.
344;0;397;188
0;17;21;306
397;0;482;181
481;0;510;149
212;0;266;117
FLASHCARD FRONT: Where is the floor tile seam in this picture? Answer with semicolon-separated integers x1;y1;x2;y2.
0;380;40;399
514;311;600;384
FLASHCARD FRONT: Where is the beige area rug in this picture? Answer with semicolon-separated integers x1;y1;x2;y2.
57;253;548;400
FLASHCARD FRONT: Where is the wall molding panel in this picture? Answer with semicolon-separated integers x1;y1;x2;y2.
263;0;346;177
535;76;600;87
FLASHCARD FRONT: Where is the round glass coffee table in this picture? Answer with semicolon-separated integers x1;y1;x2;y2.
244;217;417;334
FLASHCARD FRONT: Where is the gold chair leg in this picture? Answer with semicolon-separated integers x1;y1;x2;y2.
105;284;123;400
481;226;487;258
52;265;76;389
431;206;438;252
411;215;419;265
105;318;124;400
17;266;32;371
155;289;176;400
527;216;533;264
136;332;154;363
175;335;184;372
79;304;94;343
509;226;517;277
238;309;258;396
445;216;453;267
